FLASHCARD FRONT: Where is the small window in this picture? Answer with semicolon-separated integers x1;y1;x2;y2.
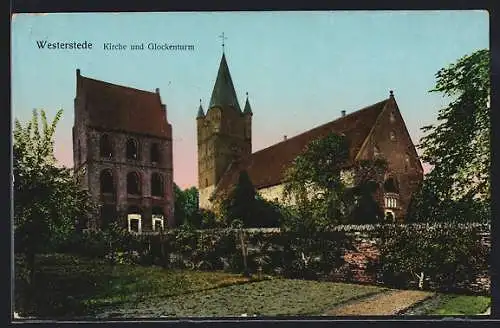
390;112;396;123
126;138;139;160
404;154;410;172
151;143;161;163
205;178;209;187
374;145;381;158
384;210;395;223
100;134;113;159
389;131;396;141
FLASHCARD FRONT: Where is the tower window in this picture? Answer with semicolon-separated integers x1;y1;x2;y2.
151;143;161;163
127;171;141;195
404;154;411;172
389;131;396;141
126;138;140;160
383;177;399;193
390;112;396;123
100;169;114;194
100;134;113;159
374;145;381;158
151;172;164;197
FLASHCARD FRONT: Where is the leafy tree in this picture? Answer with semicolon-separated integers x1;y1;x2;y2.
14;109;94;286
183;186;200;222
173;183;187;226
174;184;206;228
221;171;257;227
283;133;386;228
283;133;350;229
413;49;490;222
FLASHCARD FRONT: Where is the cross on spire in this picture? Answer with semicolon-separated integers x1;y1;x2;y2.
219;32;228;53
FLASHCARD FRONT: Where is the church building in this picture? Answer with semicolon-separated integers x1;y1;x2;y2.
196;51;423;222
73;69;174;232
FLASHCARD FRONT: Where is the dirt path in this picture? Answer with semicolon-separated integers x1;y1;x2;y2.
324;290;434;316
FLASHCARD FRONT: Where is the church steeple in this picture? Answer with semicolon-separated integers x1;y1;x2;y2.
209;53;241;112
243;92;252;115
197;99;205;118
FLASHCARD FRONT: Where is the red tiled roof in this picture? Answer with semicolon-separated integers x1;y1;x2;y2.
78;73;171;138
212;98;389;199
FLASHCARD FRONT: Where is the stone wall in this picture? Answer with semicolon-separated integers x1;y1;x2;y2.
328;226;490;294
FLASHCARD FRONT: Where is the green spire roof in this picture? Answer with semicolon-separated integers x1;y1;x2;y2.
243;92;252;114
209;53;241;112
197;99;205;118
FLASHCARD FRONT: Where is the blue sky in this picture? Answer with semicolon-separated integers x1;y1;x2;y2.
11;11;489;188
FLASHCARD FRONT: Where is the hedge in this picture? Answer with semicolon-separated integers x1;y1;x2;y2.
59;223;490;294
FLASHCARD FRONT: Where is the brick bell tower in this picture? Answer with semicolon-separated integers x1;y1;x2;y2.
196;38;252;209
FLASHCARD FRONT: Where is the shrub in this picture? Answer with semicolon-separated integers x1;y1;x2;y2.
376;223;489;293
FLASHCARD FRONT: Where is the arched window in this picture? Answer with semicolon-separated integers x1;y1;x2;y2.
151;143;161;163
389;131;396;141
151;173;164;197
205;178;209;187
383;177;399;193
100;134;113;159
374;145;381;158
384;210;395;223
126;138;139;160
127;172;141;195
100;169;114;194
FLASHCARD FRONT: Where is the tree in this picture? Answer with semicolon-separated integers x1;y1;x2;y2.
413;49;490;222
174;184;204;228
283;133;387;229
14;109;94;286
183;186;200;222
221;171;257;227
283;133;350;229
174;183;187;226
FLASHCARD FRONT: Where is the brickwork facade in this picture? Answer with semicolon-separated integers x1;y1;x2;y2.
73;70;174;231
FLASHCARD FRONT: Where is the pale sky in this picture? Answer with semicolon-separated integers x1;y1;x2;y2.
11;11;489;189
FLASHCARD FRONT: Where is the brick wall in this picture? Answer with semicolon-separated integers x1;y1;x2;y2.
328;224;490;294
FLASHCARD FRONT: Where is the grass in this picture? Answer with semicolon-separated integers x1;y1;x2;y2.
428;295;490;316
101;279;387;318
14;253;252;318
15;253;389;318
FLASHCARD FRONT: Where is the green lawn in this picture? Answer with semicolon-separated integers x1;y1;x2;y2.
15;253;388;318
14;253;252;318
428;295;490;316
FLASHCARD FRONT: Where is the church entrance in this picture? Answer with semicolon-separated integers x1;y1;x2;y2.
127;206;142;233
152;207;165;232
